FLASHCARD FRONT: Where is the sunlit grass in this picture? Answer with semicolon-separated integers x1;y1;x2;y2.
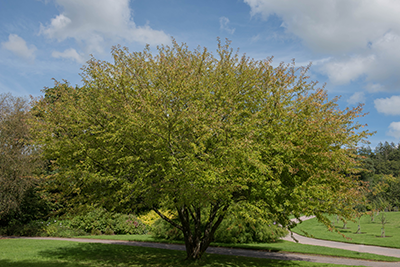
74;234;400;262
0;239;353;267
292;211;400;248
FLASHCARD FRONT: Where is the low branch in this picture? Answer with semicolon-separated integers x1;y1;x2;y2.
152;207;183;231
210;204;229;235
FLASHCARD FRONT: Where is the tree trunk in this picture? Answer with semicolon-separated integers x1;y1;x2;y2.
182;232;212;260
177;203;229;260
153;203;229;260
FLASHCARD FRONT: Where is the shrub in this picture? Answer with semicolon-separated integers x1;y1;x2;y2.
151;204;288;243
68;208;112;233
1;208;149;237
39;219;86;237
0;220;44;236
0;185;54;236
214;215;288;243
113;213;148;235
91;228;102;235
138;210;166;227
152;217;184;240
64;208;148;235
104;226;115;235
137;209;175;232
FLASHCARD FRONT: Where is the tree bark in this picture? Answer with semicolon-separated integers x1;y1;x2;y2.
172;203;228;260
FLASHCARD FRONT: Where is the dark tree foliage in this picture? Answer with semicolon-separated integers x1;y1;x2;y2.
358;142;400;209
373;142;400;177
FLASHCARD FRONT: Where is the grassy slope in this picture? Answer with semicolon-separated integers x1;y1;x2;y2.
74;234;400;262
0;239;351;267
292;212;400;248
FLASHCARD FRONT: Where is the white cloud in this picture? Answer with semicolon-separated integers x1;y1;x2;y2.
244;0;400;53
40;0;170;54
52;48;84;63
244;0;400;91
219;17;235;34
320;32;400;89
347;92;366;104
374;95;400;115
388;122;400;139
366;83;386;93
1;34;36;61
365;32;400;81
320;55;375;85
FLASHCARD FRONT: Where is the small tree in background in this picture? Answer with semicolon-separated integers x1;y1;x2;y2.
31;39;371;260
380;213;387;238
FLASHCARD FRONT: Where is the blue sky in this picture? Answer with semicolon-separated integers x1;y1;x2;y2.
1;0;400;149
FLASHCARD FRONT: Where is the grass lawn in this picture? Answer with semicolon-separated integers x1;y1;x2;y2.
0;238;353;267
292;211;400;248
74;234;400;262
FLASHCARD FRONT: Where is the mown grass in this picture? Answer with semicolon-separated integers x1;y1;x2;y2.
0;239;352;267
74;234;400;262
292;211;400;248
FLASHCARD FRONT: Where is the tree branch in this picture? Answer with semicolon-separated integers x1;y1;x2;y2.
152;207;183;231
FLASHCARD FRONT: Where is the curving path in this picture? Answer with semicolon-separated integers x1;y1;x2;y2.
282;231;400;259
283;216;400;258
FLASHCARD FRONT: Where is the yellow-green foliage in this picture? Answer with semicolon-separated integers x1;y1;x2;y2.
138;210;175;226
31;38;372;259
152;204;289;243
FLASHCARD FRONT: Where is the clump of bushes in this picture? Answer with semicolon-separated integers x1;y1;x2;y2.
0;218;86;237
151;204;288;244
0;186;55;236
1;208;148;237
39;219;86;237
214;214;288;243
65;208;148;235
152;217;184;240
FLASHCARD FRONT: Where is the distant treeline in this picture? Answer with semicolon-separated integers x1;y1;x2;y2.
358;141;400;177
358;141;400;210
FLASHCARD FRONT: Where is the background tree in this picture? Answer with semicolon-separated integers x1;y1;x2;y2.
357;143;400;211
31;40;371;260
0;93;41;219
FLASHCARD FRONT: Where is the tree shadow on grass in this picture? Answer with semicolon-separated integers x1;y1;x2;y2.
0;259;87;267
23;242;303;267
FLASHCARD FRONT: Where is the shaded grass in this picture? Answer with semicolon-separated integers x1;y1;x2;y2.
0;239;350;267
292;212;400;248
74;234;400;262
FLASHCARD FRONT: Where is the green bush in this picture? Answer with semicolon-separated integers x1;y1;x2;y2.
214;215;288;243
1;208;148;237
66;208;148;235
152;217;184;240
113;213;148;235
151;205;288;244
0;220;44;237
0;185;54;236
104;226;115;235
67;208;112;233
40;219;86;238
0;218;85;237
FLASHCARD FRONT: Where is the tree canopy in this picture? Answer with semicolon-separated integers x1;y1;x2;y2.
357;142;400;210
31;39;371;260
0;93;40;219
